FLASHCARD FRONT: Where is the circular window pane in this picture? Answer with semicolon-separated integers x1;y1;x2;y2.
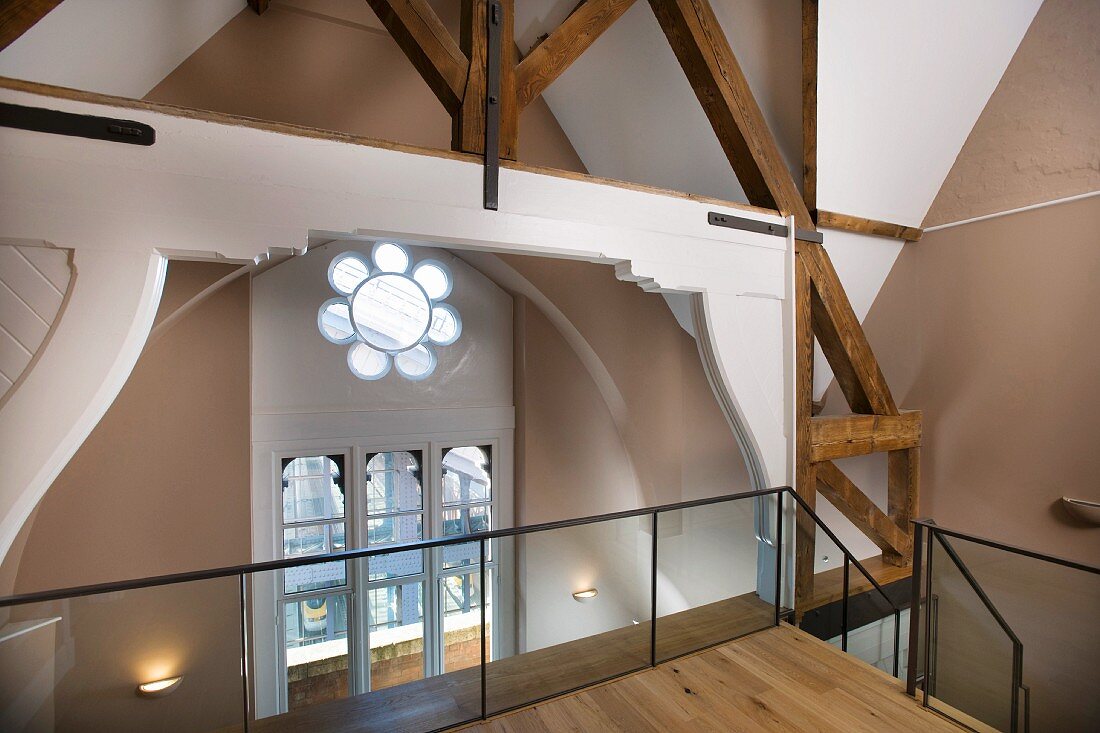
427;304;461;346
395;344;435;380
372;242;410;274
347;342;390;380
318;299;355;343
412;261;452;300
328;253;370;295
350;274;431;352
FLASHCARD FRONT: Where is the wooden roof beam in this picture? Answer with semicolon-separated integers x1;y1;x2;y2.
515;0;637;110
366;0;470;115
817;460;912;560
648;0;813;229
816;210;923;242
810;411;921;462
0;0;62;51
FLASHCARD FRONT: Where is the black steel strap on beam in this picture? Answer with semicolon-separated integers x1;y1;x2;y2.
709;211;823;243
483;0;503;211
0;102;155;146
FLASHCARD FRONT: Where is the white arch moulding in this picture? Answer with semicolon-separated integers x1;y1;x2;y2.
0;81;796;568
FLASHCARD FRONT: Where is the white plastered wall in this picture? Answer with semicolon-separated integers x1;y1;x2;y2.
0;86;798;594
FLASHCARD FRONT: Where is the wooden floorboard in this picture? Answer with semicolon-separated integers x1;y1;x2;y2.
806;554;912;612
463;624;966;733
246;593;774;733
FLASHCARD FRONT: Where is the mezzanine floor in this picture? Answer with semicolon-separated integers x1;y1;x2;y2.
241;592;965;733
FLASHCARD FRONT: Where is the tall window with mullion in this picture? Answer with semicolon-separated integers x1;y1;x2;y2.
279;455;351;711
438;446;494;670
364;451;427;690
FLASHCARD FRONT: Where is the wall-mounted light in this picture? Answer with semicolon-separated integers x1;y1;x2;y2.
136;675;183;698
572;588;598;603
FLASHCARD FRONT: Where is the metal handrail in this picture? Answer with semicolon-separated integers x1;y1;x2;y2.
912;518;1100;575
0;486;785;608
904;519;1074;733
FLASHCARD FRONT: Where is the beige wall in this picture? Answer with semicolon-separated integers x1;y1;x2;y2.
145;0;587;174
925;0;1100;226
853;195;1100;564
0;261;251;732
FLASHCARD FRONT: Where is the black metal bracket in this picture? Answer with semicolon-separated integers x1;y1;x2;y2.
708;211;823;243
483;0;503;211
0;102;155;146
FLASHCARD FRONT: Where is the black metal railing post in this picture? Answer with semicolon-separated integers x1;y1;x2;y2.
650;510;659;667
921;526;935;706
774;491;783;626
906;520;924;695
239;573;250;732
841;555;850;652
480;537;487;721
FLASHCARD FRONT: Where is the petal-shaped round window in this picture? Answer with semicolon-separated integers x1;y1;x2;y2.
318;246;461;381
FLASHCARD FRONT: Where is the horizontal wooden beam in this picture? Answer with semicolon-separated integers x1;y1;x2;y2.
817;210;923;242
0;0;61;51
810;410;921;462
648;0;813;229
816;461;911;559
516;0;636;110
366;0;470;115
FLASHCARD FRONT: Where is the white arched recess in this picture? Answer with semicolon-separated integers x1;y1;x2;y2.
0;84;796;582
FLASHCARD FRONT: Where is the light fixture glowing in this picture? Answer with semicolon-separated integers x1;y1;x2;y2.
572;588;598;602
136;675;183;698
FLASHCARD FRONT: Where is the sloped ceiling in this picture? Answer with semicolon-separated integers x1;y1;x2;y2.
0;0;244;98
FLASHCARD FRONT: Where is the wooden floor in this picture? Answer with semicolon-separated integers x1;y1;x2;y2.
246;593;774;733
462;624;966;733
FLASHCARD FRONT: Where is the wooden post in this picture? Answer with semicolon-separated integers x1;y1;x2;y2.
795;243;817;613
454;0;517;159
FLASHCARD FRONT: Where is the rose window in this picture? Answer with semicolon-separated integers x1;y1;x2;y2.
317;242;461;381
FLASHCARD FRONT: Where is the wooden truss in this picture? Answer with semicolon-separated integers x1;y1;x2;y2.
1;0;922;612
262;0;924;611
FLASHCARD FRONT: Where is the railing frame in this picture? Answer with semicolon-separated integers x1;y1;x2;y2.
0;485;916;730
905;518;1100;733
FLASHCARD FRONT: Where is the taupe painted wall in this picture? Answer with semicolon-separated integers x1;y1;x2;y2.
925;0;1100;226
145;0;587;173
852;195;1100;564
0;261;251;732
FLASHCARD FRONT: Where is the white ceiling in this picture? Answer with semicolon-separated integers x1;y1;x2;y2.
0;0;245;99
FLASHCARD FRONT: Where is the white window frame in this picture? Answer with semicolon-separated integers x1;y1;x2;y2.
250;417;514;719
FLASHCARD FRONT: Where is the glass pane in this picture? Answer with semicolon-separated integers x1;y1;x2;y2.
283;522;347;594
441;570;489;675
0;577;245;732
926;535;1016;731
442;446;491;505
366;514;424;581
282;455;344;523
367;582;425;691
442;540;483;570
443;504;491;536
655;498;772;662
485;516;652;716
365;451;422;515
284;593;350;712
932;535;1100;733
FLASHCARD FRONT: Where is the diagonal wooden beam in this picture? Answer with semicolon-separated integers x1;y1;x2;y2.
648;0;812;229
366;0;470;115
515;0;637;110
0;0;62;51
816;460;912;561
810;410;921;462
801;241;898;416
